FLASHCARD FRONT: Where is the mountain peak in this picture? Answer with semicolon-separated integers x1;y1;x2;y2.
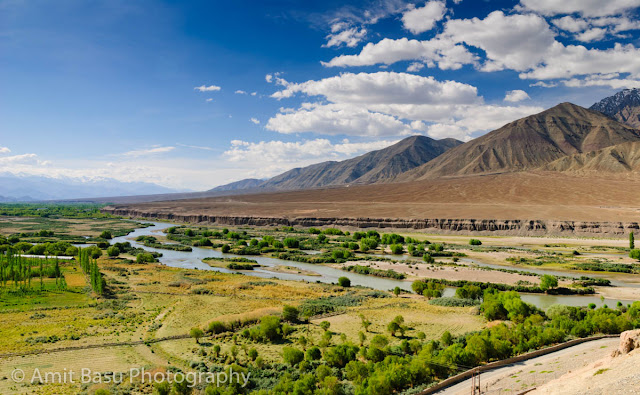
590;88;640;128
397;103;640;181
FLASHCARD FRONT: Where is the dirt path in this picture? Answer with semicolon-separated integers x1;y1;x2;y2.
435;337;618;395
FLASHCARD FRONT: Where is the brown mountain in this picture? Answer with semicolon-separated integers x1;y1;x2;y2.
590;88;640;129
544;141;640;174
216;135;461;191
397;102;640;181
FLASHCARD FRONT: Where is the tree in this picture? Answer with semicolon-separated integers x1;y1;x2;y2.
248;348;258;361
412;280;426;295
190;327;204;344
282;305;299;322
631;232;635;250
320;321;331;331
358;331;366;346
630;249;640;260
305;346;322;361
540;275;558;292
283;238;300;248
106;246;119;257
359;314;371;332
441;331;453;346
282;346;304;366
423;253;434;263
338;276;351;288
324;344;359;368
221;244;231;253
390;244;404;254
136;253;155;263
393;286;401;297
99;230;112;239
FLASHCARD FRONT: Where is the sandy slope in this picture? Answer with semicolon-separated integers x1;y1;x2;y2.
108;172;640;222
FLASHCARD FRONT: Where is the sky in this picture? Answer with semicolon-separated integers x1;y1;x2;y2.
1;0;640;191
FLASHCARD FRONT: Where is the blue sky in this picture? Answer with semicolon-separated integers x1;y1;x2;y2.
1;0;640;190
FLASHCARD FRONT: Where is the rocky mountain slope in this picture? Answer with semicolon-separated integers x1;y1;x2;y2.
396;103;640;181
213;135;461;191
209;178;264;192
544;141;640;173
590;88;640;129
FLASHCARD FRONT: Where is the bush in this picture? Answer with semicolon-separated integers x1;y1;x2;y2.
469;239;482;246
429;297;480;307
282;305;299;322
283;238;300;248
630;249;640;260
338;276;351;288
136;252;156;263
282;346;304;366
207;321;227;334
99;230;112;239
306;346;322;361
390;244;404;254
221;244;231;253
106;246;120;257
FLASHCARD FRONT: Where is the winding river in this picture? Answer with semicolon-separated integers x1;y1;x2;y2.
112;221;635;309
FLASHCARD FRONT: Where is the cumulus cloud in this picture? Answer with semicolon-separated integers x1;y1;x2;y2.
530;81;558;88
0;153;42;165
406;62;425;72
267;71;542;140
224;138;399;164
235;90;247;94
0;147;10;154
324;22;367;47
266;103;415;137
402;1;447;34
250;117;260;125
519;0;640;17
323;37;476;69
444;11;557;72
272;72;480;105
504;90;531;102
194;85;221;92
561;74;640;89
120;146;175;157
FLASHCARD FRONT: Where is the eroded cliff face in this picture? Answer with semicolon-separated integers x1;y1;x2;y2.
101;206;640;236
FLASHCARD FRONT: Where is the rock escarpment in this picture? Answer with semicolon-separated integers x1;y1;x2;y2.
102;206;639;236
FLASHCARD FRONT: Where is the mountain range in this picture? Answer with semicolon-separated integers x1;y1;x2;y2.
210;89;640;193
0;174;180;202
591;88;640;129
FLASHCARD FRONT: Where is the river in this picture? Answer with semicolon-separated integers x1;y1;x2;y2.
111;221;635;309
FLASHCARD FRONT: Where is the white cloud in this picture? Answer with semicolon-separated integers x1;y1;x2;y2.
323;37;476;69
250;117;260;125
0;153;41;165
235;90;247;94
272;71;480;105
561;74;640;89
519;0;640;17
177;143;215;151
406;62;425;72
266;103;415;137
576;28;607;42
402;1;447;34
0;147;10;154
206;98;214;102
324;23;367;48
530;81;558;88
265;74;273;83
504;89;531;102
251;92;257;96
443;11;557;72
194;85;221;92
120;146;175;157
552;16;589;32
224;138;399;164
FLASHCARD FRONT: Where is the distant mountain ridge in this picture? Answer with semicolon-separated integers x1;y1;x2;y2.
0;173;180;202
397;102;640;181
590;88;640;129
212;135;462;192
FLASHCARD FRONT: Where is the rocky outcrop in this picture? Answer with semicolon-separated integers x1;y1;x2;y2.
613;329;640;357
102;206;639;236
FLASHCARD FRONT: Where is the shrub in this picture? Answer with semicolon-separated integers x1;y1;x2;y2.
136;252;156;263
282;305;299;322
630;249;640;260
306;346;322;361
282;346;304;366
221;244;231;253
469;239;482;246
390;244;404;254
208;321;226;334
283;238;300;248
99;230;113;239
106;246;120;257
338;276;351;288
